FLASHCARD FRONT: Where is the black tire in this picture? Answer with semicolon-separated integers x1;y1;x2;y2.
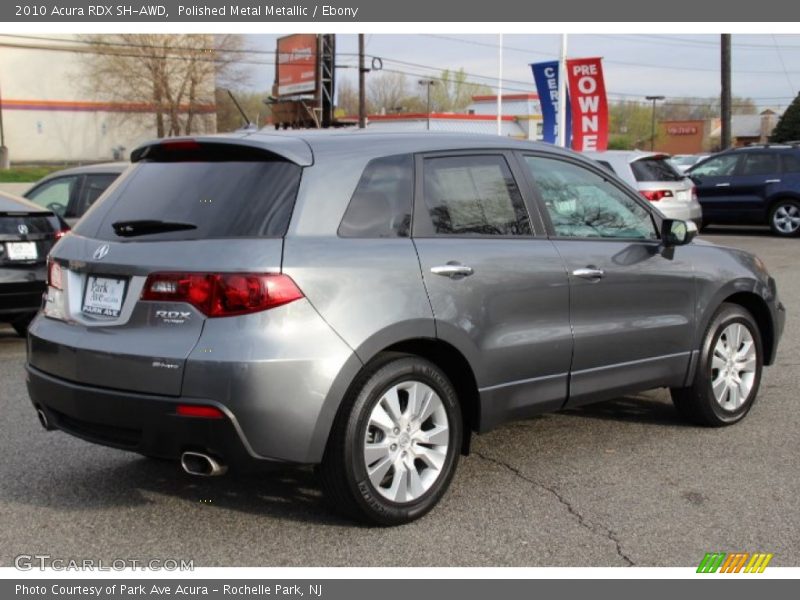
769;199;800;237
11;313;35;338
671;303;763;427
319;353;462;526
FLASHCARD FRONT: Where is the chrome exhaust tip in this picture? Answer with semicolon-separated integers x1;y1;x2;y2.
36;408;53;431
180;451;227;477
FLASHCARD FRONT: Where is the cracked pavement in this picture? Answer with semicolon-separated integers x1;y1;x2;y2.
1;227;798;567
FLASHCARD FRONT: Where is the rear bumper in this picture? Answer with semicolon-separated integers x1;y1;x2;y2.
26;364;275;469
0;280;45;319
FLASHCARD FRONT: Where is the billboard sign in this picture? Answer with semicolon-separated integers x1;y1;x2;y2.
276;34;318;96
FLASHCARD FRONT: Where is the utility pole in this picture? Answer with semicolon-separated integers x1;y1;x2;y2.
358;34;366;129
0;83;8;169
557;34;568;148
721;33;732;150
646;95;665;151
418;79;436;131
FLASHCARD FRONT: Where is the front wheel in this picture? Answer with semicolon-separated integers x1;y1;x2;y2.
320;353;462;525
769;199;800;237
671;303;763;426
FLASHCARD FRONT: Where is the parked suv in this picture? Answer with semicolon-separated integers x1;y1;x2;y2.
1;192;67;336
25;163;127;226
687;144;800;236
584;150;702;227
27;132;784;525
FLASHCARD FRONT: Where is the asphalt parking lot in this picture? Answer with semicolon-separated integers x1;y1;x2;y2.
1;226;798;568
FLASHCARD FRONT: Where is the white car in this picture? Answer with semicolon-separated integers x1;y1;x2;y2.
585;150;703;227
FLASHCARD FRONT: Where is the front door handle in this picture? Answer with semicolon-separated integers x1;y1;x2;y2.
572;267;605;280
431;264;474;279
715;183;731;187
765;179;781;184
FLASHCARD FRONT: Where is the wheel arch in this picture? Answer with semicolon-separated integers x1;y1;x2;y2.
721;291;777;366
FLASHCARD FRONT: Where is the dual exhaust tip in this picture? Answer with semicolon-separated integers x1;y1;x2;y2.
180;451;228;477
36;408;226;478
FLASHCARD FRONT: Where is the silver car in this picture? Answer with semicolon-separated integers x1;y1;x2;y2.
27;132;784;525
586;150;703;227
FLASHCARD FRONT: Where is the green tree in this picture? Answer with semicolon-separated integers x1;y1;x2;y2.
771;92;800;142
215;88;271;132
427;68;492;113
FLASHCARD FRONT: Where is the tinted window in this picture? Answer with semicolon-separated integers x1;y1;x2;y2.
422;155;531;236
782;153;800;173
26;176;78;217
690;154;739;177
631;157;683;182
75;161;302;241
739;152;781;176
525;156;657;240
78;174;119;213
338;155;412;238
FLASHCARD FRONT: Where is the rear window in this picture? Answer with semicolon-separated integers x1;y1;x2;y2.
0;214;55;236
631;157;684;182
75;160;302;241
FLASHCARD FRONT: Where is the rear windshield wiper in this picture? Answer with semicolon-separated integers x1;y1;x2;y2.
112;219;197;237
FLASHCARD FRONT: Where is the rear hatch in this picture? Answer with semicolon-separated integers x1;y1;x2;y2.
31;139;304;396
630;154;695;202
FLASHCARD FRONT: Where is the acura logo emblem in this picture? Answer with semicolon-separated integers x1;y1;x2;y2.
17;224;29;235
93;244;110;260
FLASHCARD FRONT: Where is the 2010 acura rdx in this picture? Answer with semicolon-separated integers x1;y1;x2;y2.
26;132;785;525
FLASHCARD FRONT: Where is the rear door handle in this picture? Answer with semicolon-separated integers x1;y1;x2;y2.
431;264;474;278
765;179;781;184
715;183;731;187
572;267;604;280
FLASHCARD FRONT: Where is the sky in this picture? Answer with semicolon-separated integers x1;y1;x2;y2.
239;33;800;111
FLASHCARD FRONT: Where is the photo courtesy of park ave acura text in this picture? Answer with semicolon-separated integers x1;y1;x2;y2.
0;15;799;576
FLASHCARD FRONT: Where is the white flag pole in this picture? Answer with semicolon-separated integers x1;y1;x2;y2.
497;33;503;136
557;33;568;147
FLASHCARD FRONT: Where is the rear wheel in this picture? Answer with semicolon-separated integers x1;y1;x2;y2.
769;199;800;237
671;303;763;426
320;353;462;525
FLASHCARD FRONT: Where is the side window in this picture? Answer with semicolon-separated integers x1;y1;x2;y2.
781;153;800;173
739;152;781;176
421;155;531;236
78;174;119;214
338;154;412;238
26;176;78;217
690;154;739;177
524;156;658;240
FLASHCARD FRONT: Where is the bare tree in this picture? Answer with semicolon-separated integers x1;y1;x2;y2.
80;34;246;137
428;68;492;113
335;78;360;117
368;71;409;114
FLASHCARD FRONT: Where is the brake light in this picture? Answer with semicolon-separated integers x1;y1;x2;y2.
47;259;63;290
691;186;698;201
160;139;201;152
639;189;674;202
176;404;225;419
54;227;70;240
141;272;303;317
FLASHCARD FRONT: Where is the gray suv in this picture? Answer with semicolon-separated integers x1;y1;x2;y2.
26;132;785;525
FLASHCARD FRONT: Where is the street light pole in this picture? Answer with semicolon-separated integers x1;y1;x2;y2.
418;79;436;131
646;95;665;151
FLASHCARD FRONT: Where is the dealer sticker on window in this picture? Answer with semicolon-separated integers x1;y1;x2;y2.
82;276;126;318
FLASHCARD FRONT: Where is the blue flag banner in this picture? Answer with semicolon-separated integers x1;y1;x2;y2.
531;61;571;145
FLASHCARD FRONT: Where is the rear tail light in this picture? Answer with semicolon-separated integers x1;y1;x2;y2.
691;186;698;201
176;404;225;419
54;227;70;240
141;272;303;317
47;259;63;290
639;189;674;202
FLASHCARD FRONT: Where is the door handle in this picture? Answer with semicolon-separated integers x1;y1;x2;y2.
431;264;474;278
765;179;781;184
715;183;731;187
572;267;604;280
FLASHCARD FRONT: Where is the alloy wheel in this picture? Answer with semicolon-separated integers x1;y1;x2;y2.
710;323;757;411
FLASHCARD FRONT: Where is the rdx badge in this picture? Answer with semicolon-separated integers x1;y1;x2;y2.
155;310;191;324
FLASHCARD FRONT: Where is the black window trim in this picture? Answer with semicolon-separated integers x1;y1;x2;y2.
411;149;546;239
516;150;663;244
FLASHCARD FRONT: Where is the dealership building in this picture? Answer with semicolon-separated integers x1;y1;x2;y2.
0;34;216;164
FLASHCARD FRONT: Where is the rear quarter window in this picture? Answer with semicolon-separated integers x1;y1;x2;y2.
631;157;684;182
75;160;302;241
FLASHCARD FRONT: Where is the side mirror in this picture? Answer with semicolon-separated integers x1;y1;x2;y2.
661;219;698;247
